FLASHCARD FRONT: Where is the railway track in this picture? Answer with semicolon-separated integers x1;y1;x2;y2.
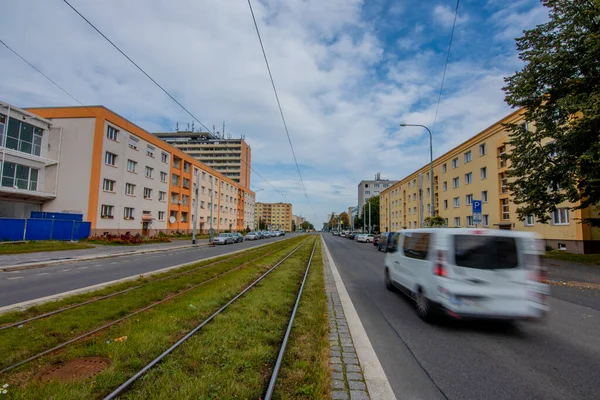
0;238;305;375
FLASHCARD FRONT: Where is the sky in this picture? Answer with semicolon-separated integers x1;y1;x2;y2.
0;0;550;226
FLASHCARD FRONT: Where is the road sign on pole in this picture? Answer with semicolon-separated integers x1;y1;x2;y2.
472;200;482;224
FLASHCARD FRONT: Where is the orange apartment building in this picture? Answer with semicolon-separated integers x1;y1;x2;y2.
27;106;254;235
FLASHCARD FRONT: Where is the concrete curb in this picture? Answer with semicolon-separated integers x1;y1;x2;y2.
0;243;208;272
0;237;293;315
321;236;397;400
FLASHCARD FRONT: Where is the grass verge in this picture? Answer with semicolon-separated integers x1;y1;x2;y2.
273;240;329;399
0;237;308;398
544;250;600;266
0;241;94;255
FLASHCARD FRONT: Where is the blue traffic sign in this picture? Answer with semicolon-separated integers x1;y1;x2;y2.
472;200;482;214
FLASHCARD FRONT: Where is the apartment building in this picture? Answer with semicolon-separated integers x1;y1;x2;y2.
358;173;398;215
256;202;293;231
0;101;59;218
380;108;600;253
153;131;251;189
293;215;306;227
27;106;254;235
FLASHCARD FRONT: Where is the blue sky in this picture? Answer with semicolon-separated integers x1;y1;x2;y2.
0;0;549;225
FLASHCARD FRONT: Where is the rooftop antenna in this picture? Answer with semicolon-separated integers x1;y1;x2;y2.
176;122;179;132
187;123;190;131
191;121;195;132
223;121;225;138
213;125;216;135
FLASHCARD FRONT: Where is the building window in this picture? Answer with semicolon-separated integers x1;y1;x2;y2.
375;183;380;188
183;178;190;189
464;150;472;163
101;204;114;219
453;177;460;188
479;143;486;156
125;183;136;196
467;216;474;227
145;166;153;178
159;191;166;202
107;126;118;141
181;212;188;222
202;171;206;180
171;192;179;204
143;187;152;199
454;217;461;227
160;171;167;182
172;174;180;186
480;167;487;180
426;188;430;196
408;208;411;215
498;145;507;168
443;181;447;191
103;179;115;192
127;136;139;150
200;200;205;208
413;193;416;201
444;199;448;209
365;191;370;195
182;194;189;206
127;159;137;173
173;157;181;169
425;173;429;181
161;152;169;163
483;214;489;226
158;211;165;221
0;162;39;190
552;208;570;225
482;190;488;202
170;210;178;221
105;152;117;166
408;221;411;228
146;145;155;158
466;194;473;205
453;197;460;208
499;172;508;193
4;119;43;156
184;161;191;173
525;215;535;226
452;158;459;169
123;207;134;220
442;163;447;173
501;199;510;220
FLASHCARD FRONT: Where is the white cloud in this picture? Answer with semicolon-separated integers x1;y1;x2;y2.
432;4;469;28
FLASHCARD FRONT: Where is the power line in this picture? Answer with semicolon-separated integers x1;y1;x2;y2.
431;0;460;135
246;0;312;208
60;0;286;199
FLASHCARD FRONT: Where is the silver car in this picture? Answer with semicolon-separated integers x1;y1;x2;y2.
212;233;234;245
245;232;258;240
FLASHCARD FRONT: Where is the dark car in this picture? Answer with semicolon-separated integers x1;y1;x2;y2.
377;232;399;252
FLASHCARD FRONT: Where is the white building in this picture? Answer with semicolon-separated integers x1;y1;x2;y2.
357;173;398;215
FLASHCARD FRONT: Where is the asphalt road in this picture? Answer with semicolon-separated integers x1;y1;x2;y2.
323;234;600;400
0;236;293;307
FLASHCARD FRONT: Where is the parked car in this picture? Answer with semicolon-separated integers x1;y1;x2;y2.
231;233;244;243
356;234;367;242
213;233;234;245
354;233;363;241
245;232;259;240
378;232;399;252
332;231;340;236
362;234;376;243
384;228;550;322
348;232;357;239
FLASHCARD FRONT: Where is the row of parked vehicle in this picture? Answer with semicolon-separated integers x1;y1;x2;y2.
245;230;286;240
211;230;286;245
332;231;377;243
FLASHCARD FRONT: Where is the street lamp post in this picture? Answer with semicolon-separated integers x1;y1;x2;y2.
254;189;264;231
400;124;435;219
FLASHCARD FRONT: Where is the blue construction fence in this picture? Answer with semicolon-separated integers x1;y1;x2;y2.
0;212;91;242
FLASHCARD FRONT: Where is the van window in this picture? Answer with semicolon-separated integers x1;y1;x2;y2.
402;232;431;260
389;233;400;253
453;235;518;270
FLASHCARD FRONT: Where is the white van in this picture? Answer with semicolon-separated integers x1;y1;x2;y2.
384;228;549;322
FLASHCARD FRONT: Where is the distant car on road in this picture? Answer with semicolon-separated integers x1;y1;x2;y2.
213;233;234;245
245;232;259;240
358;234;375;243
231;233;244;243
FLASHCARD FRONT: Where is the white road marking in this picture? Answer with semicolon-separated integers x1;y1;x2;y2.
7;271;21;274
62;269;70;272
110;262;118;264
78;266;88;270
35;273;50;276
7;277;23;280
321;236;397;400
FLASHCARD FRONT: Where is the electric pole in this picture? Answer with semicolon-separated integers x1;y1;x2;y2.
209;177;214;243
192;170;200;244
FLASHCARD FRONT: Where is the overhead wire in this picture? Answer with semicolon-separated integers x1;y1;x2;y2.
246;0;313;209
430;0;461;135
61;0;287;200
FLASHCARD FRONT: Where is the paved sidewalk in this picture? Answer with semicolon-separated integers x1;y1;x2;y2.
324;246;370;400
0;239;207;269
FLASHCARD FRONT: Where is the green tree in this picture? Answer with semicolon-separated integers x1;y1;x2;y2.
301;221;312;231
503;0;600;226
362;195;380;232
258;219;267;230
339;212;350;229
422;216;447;228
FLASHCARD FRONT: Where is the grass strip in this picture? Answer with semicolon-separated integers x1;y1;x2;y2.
117;238;320;399
544;250;600;266
273;241;329;399
0;236;301;327
0;237;305;371
1;239;310;398
0;241;95;255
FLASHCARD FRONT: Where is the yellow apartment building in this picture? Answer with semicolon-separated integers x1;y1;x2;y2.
380;108;600;254
256;202;293;231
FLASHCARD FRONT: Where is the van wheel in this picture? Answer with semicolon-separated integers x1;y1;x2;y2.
416;289;435;322
384;268;394;291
